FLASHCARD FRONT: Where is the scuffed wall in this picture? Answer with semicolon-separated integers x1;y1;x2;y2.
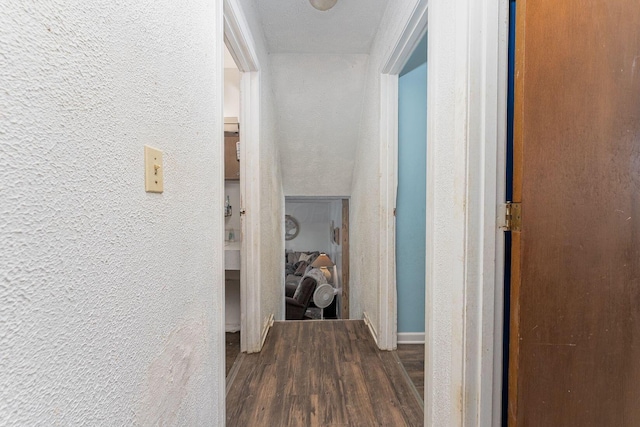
0;1;225;425
350;0;421;329
271;54;368;196
238;0;285;325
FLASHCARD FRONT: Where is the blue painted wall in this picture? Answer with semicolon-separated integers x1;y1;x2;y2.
396;36;427;333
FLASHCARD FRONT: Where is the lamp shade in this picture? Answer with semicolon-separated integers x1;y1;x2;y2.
311;253;334;268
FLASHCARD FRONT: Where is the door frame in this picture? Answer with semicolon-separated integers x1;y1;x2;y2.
427;0;508;425
378;0;509;425
377;0;428;352
223;0;262;353
283;196;349;319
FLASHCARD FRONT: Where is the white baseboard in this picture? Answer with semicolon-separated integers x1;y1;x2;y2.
397;332;425;344
260;314;274;348
363;312;379;345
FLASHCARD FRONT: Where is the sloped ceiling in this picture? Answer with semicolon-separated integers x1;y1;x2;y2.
251;0;387;196
271;53;368;196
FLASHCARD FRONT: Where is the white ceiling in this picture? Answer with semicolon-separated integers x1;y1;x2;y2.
256;0;387;53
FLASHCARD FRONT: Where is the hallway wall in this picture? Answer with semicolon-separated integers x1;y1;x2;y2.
350;0;422;332
0;1;225;425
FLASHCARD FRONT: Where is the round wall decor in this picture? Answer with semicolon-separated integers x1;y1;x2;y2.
285;215;300;240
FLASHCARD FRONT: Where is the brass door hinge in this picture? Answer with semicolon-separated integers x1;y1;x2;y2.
504;202;522;231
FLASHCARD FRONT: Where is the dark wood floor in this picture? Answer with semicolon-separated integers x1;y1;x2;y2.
226;320;423;426
226;332;241;377
397;344;424;400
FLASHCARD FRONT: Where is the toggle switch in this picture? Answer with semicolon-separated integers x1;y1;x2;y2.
144;145;164;193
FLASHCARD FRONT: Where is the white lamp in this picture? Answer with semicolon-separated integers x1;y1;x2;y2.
309;0;338;11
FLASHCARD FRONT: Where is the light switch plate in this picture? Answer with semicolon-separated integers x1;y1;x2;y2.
144;145;163;193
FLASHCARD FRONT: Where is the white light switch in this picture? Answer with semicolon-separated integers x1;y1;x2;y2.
144;145;164;193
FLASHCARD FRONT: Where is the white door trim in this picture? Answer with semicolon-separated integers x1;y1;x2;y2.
223;0;262;353
377;72;399;351
423;0;508;426
377;0;427;351
378;0;508;424
489;1;509;423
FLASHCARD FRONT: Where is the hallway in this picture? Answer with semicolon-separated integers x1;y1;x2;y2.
226;320;423;426
1;1;511;425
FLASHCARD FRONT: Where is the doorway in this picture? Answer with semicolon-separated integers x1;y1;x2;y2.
396;33;427;346
223;0;263;355
224;43;242;377
377;3;428;351
283;197;349;321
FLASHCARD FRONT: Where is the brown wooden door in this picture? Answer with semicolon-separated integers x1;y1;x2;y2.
509;0;640;425
225;134;240;180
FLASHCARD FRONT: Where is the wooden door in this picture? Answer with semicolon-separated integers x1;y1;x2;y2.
224;134;240;180
341;198;349;319
509;0;640;425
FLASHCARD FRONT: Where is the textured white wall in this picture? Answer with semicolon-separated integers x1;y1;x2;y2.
271;54;368;196
0;1;225;425
237;0;285;325
350;0;421;328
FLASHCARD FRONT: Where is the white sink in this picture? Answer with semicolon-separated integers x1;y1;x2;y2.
224;242;241;270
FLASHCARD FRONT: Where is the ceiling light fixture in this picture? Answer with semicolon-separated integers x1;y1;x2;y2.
309;0;337;11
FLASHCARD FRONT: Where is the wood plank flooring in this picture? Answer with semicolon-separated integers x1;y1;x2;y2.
226;320;423;426
396;344;424;400
225;332;241;377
